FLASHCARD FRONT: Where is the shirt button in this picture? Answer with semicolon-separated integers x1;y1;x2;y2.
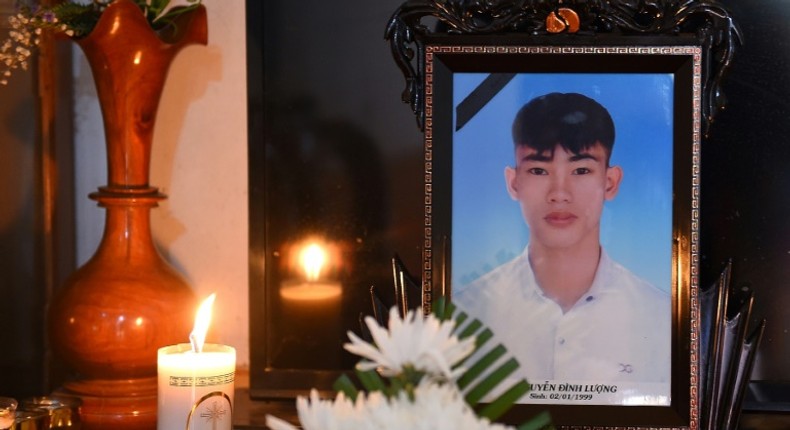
558;338;565;345
586;295;594;302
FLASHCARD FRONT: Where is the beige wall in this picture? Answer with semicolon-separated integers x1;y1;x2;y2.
73;0;250;366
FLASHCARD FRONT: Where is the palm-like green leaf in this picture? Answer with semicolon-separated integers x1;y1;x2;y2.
438;297;553;429
479;379;531;421
456;344;505;390
465;357;520;406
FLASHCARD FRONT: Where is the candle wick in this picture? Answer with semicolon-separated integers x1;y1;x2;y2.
189;333;201;353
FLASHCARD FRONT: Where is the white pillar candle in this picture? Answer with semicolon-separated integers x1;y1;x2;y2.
157;343;236;430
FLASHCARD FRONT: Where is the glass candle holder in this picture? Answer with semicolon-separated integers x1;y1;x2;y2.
12;409;49;430
0;397;17;430
21;396;82;429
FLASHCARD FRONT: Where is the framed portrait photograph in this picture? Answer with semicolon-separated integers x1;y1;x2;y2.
420;42;700;428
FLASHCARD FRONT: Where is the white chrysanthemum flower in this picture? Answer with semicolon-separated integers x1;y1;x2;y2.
266;389;370;430
265;414;298;430
400;382;515;430
344;307;475;379
266;382;515;430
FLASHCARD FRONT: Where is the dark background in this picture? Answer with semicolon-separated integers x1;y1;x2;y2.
702;0;790;390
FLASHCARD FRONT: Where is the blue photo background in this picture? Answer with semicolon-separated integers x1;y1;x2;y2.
452;73;674;293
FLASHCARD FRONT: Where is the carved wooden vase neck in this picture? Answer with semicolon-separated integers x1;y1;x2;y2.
77;0;208;192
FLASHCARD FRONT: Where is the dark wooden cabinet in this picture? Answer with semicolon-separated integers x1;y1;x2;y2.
0;1;75;398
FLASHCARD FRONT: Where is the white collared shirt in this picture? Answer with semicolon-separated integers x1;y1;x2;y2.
453;247;671;384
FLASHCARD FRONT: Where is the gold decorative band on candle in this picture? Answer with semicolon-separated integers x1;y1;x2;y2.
157;343;236;430
169;372;235;387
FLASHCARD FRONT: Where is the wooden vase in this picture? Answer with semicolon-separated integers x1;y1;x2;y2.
47;1;208;429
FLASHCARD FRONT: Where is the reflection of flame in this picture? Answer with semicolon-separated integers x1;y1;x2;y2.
300;243;326;281
190;293;216;353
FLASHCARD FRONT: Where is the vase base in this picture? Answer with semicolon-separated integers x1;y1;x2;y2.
54;377;157;430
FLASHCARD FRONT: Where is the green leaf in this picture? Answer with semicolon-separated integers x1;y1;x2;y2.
477;380;530;421
465;357;519;405
148;0;169;13
332;373;359;401
517;411;555;430
444;300;458;318
448;308;491;348
457;344;506;390
388;376;405;398
452;311;469;332
472;327;494;348
458;318;483;340
438;300;553;428
48;2;101;37
432;296;447;319
355;368;386;393
151;4;202;29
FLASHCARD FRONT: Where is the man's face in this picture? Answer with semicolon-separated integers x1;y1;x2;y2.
504;143;623;251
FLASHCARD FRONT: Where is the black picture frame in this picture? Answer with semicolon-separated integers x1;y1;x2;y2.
424;40;697;429
385;1;741;428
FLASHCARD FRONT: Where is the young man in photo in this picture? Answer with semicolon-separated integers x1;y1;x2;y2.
454;92;671;385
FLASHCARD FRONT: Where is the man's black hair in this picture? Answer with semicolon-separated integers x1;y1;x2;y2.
512;92;615;164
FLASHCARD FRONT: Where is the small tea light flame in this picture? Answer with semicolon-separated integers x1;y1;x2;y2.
300;243;327;281
189;293;216;353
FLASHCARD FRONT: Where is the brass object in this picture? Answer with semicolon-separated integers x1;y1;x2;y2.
12;410;48;430
20;397;81;429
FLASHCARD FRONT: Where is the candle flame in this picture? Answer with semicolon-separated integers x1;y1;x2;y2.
300;243;326;281
189;293;216;353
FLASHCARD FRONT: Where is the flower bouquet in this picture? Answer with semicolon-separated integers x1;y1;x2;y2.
1;0;202;85
266;299;553;430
